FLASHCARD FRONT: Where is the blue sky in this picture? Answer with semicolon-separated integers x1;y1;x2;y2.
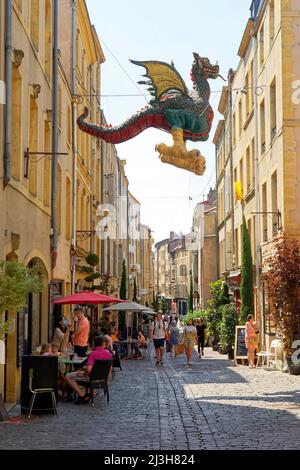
86;0;250;242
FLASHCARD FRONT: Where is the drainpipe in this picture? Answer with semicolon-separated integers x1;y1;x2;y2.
4;0;12;185
89;64;94;253
51;0;59;271
100;109;105;274
215;143;220;279
222;121;227;274
127;185;130;299
228;83;235;270
253;33;264;346
71;0;77;293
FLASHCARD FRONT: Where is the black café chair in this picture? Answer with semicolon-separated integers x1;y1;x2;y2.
113;345;122;371
28;368;58;419
77;359;112;407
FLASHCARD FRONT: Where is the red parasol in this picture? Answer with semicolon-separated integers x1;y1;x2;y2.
53;291;124;305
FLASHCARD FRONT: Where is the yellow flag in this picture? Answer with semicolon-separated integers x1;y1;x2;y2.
235;180;244;202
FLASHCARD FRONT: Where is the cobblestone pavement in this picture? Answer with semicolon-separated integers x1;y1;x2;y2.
1;347;300;450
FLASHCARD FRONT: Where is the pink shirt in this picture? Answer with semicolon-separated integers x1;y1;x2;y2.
87;347;112;368
74;316;90;347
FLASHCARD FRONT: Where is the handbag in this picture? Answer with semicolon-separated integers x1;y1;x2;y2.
175;343;185;357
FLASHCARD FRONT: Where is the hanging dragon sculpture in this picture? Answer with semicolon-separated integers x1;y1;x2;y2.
77;53;221;175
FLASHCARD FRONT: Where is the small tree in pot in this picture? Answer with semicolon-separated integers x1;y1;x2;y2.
205;280;230;350
219;303;238;359
262;234;300;374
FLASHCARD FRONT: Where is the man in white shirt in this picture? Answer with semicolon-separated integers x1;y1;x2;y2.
150;311;166;366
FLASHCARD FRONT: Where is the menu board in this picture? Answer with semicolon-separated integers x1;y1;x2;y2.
234;326;248;362
143;324;150;338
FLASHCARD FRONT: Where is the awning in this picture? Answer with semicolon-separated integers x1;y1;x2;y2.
227;270;241;287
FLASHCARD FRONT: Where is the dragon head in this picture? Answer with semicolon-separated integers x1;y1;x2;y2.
191;53;220;82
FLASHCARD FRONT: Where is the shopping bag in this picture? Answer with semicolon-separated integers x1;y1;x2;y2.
175;343;185;357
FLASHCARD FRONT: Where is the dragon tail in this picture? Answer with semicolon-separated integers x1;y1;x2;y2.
77;107;169;145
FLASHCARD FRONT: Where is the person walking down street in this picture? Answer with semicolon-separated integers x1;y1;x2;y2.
183;319;198;366
245;314;259;368
168;320;180;358
72;307;90;357
177;317;184;342
150;311;166;366
196;318;206;358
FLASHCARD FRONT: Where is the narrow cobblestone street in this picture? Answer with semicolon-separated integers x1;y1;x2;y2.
1;348;300;450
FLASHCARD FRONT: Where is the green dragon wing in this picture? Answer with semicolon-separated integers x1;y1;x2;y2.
130;59;189;101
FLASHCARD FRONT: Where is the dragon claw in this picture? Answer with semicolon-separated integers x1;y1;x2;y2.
155;134;206;176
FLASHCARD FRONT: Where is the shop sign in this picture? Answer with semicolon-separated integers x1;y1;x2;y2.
227;271;241;288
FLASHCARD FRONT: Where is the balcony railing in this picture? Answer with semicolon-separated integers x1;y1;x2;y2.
250;0;264;20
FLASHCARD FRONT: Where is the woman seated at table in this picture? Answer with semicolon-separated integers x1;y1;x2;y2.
137;330;147;359
64;336;112;405
52;317;70;352
101;327;113;353
138;330;146;348
111;329;119;342
40;343;55;356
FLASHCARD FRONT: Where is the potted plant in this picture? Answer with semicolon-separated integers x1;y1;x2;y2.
262;234;300;375
0;260;43;416
204;280;230;351
219;304;238;359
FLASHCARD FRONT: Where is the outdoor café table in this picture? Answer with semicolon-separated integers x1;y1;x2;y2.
58;356;87;373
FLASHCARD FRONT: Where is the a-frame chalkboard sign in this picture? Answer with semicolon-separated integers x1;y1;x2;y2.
234;326;248;366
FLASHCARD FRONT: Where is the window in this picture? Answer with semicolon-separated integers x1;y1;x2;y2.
30;0;39;50
271;170;278;236
245;72;249;117
246;146;251;193
249;60;254;110
179;265;187;277
232;113;236;146
76;187;81;231
269;0;275;45
262;182;268;242
45;0;51;78
270;77;277;140
239;157;244;194
57;165;62;235
43;121;51;207
234;228;239;267
259;23;264;67
67;105;71;145
251;138;255;188
58;85;62;129
252;215;256;260
29;95;38;195
238;99;243;136
65;177;71;240
260;99;266;153
11;68;22;180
